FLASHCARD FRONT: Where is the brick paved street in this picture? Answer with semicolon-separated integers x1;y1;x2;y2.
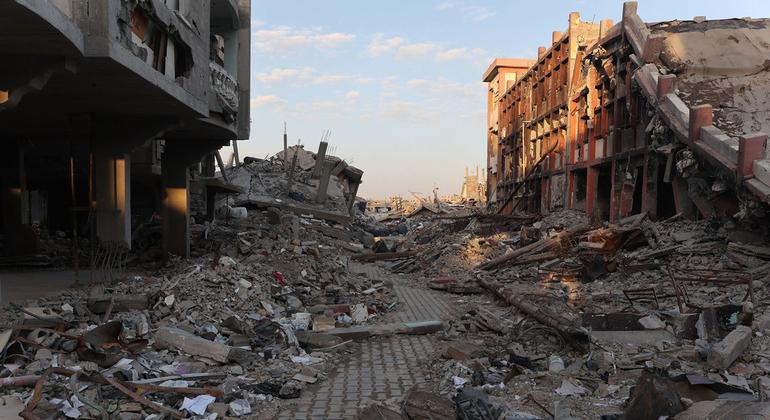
276;266;458;419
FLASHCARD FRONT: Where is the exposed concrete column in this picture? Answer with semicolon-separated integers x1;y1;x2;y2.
689;104;713;143
162;144;192;258
348;182;361;217
657;74;676;98
311;141;328;178
162;140;223;258
586;166;598;221
738;133;767;181
315;160;333;204
94;144;132;247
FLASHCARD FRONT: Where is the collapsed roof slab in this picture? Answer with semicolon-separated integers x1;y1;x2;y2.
653;18;770;138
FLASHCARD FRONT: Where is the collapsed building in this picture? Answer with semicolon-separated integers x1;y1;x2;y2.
484;2;770;223
0;0;250;260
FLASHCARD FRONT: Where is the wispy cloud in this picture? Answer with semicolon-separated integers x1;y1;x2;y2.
253;26;355;53
396;42;441;60
295;90;363;117
435;1;496;22
407;79;429;87
250;95;287;108
435;47;486;62
365;34;485;62
379;100;438;124
345;90;361;101
366;34;406;57
255;67;371;86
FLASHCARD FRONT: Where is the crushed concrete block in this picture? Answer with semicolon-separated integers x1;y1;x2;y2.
403;389;454;419
674;400;770;419
444;341;484;361
639;314;666;330
296;331;344;349
707;325;752;370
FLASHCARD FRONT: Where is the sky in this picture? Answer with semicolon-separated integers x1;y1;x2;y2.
233;0;770;200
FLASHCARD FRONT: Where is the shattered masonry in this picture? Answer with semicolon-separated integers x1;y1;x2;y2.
484;1;770;222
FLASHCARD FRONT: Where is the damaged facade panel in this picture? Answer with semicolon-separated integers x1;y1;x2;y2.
485;1;770;222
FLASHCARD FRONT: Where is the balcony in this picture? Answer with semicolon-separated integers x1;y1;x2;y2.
209;61;239;120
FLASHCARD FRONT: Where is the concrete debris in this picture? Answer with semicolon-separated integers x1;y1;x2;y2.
349;204;770;419
5;2;770;419
708;325;753;369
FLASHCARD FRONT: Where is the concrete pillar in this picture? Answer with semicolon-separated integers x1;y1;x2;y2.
689;104;713;143
348;182;361;217
311;141;328;179
586;166;598;221
161;140;222;258
94;146;131;247
315;161;333;204
162;144;191;258
657;74;676;98
738;132;767;180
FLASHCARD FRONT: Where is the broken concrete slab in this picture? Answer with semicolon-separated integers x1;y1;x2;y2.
708;325;752;370
444;341;484;361
295;331;344;349
359;404;405;420
320;320;444;340
154;326;255;365
87;294;149;314
402;389;455;419
590;329;676;346
674;400;770;419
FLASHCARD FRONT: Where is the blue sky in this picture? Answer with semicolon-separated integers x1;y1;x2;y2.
235;0;770;199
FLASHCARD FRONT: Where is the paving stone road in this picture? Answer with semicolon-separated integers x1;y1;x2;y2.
276;266;458;419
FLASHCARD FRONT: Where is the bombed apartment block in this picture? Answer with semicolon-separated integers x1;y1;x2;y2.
0;0;251;260
485;1;770;223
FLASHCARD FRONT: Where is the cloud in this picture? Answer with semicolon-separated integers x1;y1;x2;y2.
254;67;365;86
253;26;355;53
435;1;496;22
366;33;405;57
439;79;484;102
407;79;429;87
366;33;484;62
294;90;363;117
250;95;287;108
435;47;486;62
396;42;441;60
254;67;310;84
379;100;438;124
345;90;361;101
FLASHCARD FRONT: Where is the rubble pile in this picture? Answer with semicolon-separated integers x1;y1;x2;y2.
221;145;362;223
358;207;770;419
0;190;404;418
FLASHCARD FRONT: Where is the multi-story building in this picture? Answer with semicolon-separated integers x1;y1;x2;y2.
483;58;534;207
487;13;611;215
485;2;770;222
0;0;250;258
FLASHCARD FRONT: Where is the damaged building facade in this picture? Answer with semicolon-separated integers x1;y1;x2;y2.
485;2;770;223
0;0;251;259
